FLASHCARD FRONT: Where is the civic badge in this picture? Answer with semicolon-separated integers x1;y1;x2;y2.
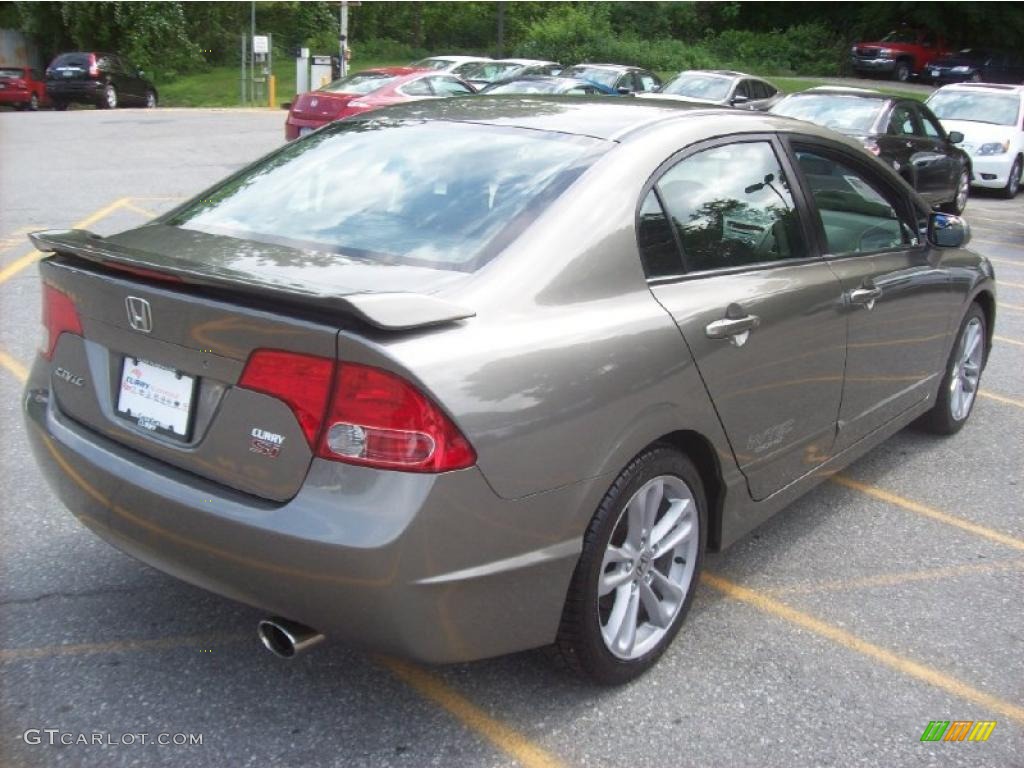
125;296;153;333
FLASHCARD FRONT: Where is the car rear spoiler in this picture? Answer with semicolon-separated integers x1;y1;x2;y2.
29;229;476;331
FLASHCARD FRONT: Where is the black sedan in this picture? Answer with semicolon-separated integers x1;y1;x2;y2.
925;49;1024;85
770;87;971;213
561;64;661;94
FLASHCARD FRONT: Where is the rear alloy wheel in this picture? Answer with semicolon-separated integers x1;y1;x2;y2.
917;304;986;435
28;93;39;111
102;84;117;109
942;168;970;214
145;90;157;108
557;447;706;685
893;61;911;82
1001;157;1021;199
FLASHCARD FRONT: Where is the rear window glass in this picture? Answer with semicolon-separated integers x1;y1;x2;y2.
563;66;619;88
321;72;398;94
170;120;605;272
50;53;92;69
772;94;884;133
0;68;24;79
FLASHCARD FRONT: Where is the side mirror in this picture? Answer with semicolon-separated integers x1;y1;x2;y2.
731;94;750;105
947;130;964;144
928;211;971;248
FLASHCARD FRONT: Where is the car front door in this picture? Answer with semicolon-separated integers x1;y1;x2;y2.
787;138;955;451
912;104;960;204
879;102;926;195
644;137;846;500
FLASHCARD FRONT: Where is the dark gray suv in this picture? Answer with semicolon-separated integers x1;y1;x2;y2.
46;51;157;110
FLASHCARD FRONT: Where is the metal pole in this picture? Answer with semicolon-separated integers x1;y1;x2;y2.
240;33;247;104
339;1;349;78
250;1;256;104
496;1;504;57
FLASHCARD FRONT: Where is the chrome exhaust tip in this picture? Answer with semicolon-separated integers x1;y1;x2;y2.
257;617;324;658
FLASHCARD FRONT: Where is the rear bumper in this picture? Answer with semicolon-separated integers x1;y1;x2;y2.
0;89;33;105
24;360;595;663
46;80;103;103
284;115;329;141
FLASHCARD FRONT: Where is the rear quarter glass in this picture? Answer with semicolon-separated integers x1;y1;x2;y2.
167;119;608;273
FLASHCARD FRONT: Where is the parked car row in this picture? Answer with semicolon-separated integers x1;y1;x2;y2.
850;28;1024;85
0;51;158;111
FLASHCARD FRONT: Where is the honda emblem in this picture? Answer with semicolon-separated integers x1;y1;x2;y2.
125;296;153;333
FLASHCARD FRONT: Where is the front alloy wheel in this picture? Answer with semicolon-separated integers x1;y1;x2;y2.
103;84;117;109
893;61;911;82
1002;157;1021;199
943;169;970;214
145;91;157;108
557;447;706;684
917;304;986;434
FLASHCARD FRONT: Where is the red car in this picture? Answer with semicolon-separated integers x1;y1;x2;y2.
285;67;475;140
0;66;49;111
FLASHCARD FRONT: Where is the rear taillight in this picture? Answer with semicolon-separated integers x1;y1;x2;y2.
88;54;99;78
41;283;84;360
237;350;335;447
236;350;475;473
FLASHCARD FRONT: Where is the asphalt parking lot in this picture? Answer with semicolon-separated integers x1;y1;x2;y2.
1;108;1022;768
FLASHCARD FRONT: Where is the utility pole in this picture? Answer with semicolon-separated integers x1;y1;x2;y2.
250;1;256;104
339;1;349;78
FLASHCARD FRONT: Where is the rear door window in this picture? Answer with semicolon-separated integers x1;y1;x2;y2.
637;191;682;278
428;76;474;96
654;141;807;272
888;104;920;136
638;73;658;92
400;78;434;96
793;147;917;255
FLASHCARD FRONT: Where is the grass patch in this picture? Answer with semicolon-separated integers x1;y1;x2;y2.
157;57;407;108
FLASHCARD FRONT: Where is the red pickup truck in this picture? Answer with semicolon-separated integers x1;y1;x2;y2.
850;29;951;82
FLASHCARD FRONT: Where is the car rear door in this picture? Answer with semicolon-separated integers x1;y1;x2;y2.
643;136;846;501
785;136;955;451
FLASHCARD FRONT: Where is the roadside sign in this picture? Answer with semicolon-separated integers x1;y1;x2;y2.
253;35;269;54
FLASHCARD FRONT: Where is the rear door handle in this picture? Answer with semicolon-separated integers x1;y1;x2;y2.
705;313;761;347
847;286;883;310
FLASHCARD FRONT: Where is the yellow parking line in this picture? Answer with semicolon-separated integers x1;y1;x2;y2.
766;559;1024;596
0;349;28;383
832;476;1024;552
703;572;1024;726
0;196;132;285
379;656;566;768
994;335;1024;348
0;633;247;663
979;390;1024;409
121;201;160;219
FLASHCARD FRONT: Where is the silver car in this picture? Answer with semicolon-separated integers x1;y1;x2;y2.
25;98;996;684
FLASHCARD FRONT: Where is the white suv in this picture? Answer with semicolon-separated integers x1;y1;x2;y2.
926;83;1024;198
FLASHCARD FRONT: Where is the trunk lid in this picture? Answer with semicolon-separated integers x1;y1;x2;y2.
290;90;358;120
34;228;474;502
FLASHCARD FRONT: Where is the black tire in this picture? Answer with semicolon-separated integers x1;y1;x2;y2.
556;445;707;685
1000;156;1021;199
893;60;911;82
940;168;970;214
53;100;68;111
100;84;117;109
916;303;987;435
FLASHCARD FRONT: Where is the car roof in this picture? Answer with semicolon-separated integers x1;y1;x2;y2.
421;55;490;63
934;82;1024;95
495;58;557;66
800;86;892;99
356;96;840;143
569;63;644;73
367;67;427;76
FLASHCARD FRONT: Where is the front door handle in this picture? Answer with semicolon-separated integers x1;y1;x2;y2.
847;286;883;310
705;311;761;347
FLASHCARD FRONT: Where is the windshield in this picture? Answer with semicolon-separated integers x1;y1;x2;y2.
772;94;885;133
563;66;618;88
321;72;399;95
927;91;1020;126
0;68;24;79
661;73;731;101
880;30;917;44
170;120;605;272
457;62;521;81
487;79;560;94
411;58;454;71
